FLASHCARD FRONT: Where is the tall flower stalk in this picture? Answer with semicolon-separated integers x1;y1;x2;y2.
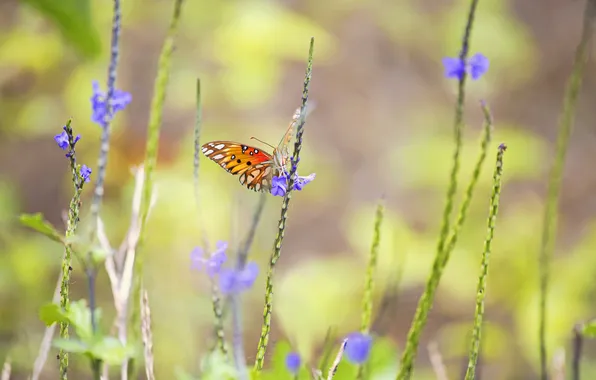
253;37;315;372
397;0;485;377
90;0;123;223
130;0;186;376
464;143;507;380
53;120;93;379
537;1;596;378
356;199;385;379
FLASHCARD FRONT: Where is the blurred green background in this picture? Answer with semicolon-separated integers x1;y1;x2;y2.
1;0;596;378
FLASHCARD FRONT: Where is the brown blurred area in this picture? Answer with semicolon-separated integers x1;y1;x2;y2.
2;0;596;379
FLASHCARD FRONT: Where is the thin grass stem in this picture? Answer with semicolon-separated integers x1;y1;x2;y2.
538;2;596;378
129;0;186;376
464;143;507;380
356;198;385;379
396;0;481;377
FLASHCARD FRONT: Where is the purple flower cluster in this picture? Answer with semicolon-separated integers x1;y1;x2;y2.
190;240;259;295
53;81;132;185
90;80;132;126
442;53;489;81
271;171;316;197
54;124;92;185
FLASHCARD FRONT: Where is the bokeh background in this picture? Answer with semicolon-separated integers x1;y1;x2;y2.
1;0;596;378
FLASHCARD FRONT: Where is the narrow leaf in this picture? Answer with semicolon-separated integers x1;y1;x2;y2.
19;213;63;243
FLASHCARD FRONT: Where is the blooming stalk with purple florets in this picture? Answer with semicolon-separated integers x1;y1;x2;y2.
191;240;260;358
52;120;93;378
254;38;315;372
397;0;488;376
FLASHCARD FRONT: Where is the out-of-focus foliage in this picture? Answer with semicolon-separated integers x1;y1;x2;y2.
1;0;596;378
19;0;101;58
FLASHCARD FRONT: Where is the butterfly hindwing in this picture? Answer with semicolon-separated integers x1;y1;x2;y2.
239;164;274;192
201;141;274;192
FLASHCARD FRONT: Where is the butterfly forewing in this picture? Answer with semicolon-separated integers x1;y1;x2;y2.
201;141;275;192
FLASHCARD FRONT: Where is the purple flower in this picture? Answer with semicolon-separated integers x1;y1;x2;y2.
271;172;316;197
468;53;490;80
442;53;489;81
285;352;301;375
345;332;372;364
54;131;69;150
218;261;259;295
190;241;228;277
91;80;132;125
294;173;316;191
271;175;287;197
80;165;92;183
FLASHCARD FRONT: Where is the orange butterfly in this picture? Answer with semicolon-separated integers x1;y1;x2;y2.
201;108;300;192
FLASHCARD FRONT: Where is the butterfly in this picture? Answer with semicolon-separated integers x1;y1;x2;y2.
201;108;300;192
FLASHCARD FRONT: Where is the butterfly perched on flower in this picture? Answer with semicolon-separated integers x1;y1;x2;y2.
201;109;300;193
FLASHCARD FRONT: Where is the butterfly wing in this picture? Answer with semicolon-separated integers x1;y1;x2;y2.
201;141;275;192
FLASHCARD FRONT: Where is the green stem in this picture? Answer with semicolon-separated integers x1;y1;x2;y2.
538;2;596;378
464;143;507;380
396;1;481;378
129;0;186;376
59;119;86;380
253;37;315;372
442;101;493;266
357;199;385;379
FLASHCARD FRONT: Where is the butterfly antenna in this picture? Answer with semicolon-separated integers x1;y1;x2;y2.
250;137;276;150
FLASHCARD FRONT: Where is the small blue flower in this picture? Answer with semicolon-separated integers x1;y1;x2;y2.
190;240;228;277
344;332;372;364
54;131;69;150
218;261;259;295
294;173;316;191
442;57;466;80
271;175;287;197
91;80;132;125
271;172;316;197
468;53;490;80
80;165;92;183
285;352;301;375
442;53;489;81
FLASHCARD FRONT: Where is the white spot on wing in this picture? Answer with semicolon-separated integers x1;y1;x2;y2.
214;143;225;150
204;149;214;155
212;154;224;160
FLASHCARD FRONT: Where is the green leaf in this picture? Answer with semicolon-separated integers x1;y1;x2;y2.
20;0;101;59
583;321;596;338
90;246;111;265
89;336;135;366
174;367;199;380
39;303;68;326
67;299;101;340
367;337;399;376
200;350;238;380
53;338;89;353
19;213;63;243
